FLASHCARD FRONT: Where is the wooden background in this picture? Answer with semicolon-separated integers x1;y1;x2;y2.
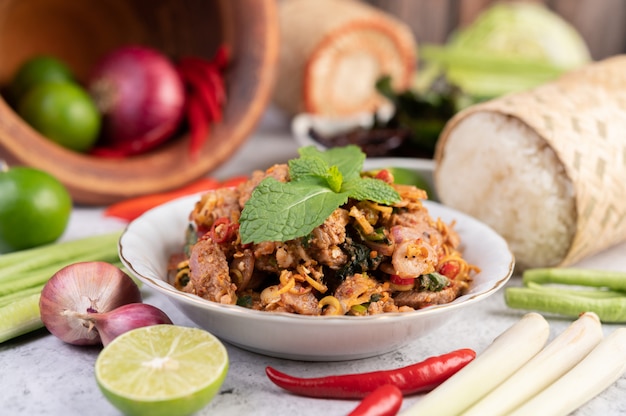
365;0;626;60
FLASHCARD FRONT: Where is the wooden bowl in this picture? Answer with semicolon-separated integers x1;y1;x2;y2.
0;0;279;205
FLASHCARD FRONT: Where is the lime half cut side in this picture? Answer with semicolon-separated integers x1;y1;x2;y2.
95;325;229;416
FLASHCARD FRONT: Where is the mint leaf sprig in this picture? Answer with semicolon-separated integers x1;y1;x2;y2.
239;145;401;244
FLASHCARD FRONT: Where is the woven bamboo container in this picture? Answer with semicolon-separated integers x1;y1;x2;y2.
0;0;279;205
435;55;626;268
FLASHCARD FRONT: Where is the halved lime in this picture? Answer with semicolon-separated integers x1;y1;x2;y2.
95;325;228;416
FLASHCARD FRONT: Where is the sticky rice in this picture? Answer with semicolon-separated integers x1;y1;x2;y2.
435;112;576;269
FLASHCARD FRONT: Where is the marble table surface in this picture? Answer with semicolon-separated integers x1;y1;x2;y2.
2;111;625;415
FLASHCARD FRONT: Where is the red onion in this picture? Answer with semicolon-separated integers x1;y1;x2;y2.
89;303;173;346
39;261;142;345
88;45;185;155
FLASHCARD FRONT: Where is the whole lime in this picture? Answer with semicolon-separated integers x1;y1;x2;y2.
18;82;101;152
9;56;75;104
0;165;72;253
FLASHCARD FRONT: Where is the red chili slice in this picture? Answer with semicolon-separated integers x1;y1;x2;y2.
210;217;233;244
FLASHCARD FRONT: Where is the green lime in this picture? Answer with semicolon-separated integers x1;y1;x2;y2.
0;165;72;253
18;81;101;152
9;56;75;103
95;325;229;416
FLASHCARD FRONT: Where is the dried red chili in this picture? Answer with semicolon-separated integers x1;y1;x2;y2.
348;384;403;416
265;348;476;399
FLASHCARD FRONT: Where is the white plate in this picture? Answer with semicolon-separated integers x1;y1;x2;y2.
119;196;514;361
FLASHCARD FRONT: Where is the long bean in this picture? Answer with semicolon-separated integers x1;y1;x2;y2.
525;281;626;299
505;287;626;323
523;268;626;291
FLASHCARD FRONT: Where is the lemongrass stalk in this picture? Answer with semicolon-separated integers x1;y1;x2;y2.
0;252;122;296
0;284;44;308
0;293;43;343
0;231;122;279
399;312;550;416
509;327;626;416
462;312;603;416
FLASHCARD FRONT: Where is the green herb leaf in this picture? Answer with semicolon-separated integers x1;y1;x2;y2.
419;272;450;292
239;177;349;244
342;176;402;204
325;165;343;193
288;156;328;181
239;145;401;244
298;145;364;181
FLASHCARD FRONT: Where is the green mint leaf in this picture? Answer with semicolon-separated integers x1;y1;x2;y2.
239;145;401;243
326;165;343;192
298;145;364;181
239;177;349;244
289;156;344;192
342;177;401;204
289;157;328;181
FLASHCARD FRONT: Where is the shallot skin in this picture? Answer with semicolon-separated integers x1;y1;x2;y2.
92;303;173;346
39;261;142;346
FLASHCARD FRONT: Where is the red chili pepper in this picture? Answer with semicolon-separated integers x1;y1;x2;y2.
178;62;222;122
211;44;230;71
348;384;403;416
265;348;476;399
186;91;210;160
103;177;221;222
89;139;155;158
178;57;226;106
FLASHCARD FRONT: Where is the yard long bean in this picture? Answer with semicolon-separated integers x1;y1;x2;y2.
523;268;626;291
505;287;626;323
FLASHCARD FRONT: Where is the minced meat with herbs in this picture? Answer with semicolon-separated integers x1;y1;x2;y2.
169;164;479;316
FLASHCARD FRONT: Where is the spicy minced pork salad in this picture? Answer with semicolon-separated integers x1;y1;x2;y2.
168;145;479;316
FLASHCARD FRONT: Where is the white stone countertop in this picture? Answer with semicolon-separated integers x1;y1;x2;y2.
1;109;625;415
